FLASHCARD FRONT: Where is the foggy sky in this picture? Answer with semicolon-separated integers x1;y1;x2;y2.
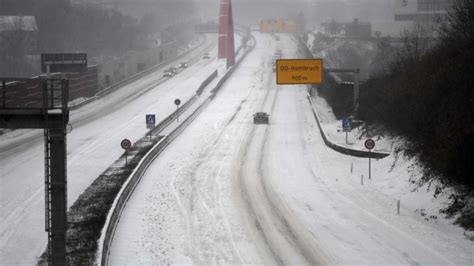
105;0;395;25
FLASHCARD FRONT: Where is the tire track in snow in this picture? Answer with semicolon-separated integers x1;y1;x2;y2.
268;88;458;265
169;68;265;264
236;34;338;265
237;72;324;265
170;42;285;263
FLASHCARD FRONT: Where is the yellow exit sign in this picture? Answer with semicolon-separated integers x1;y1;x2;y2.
276;59;323;84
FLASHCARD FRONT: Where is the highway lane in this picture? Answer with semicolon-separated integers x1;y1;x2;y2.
108;32;279;265
107;32;472;265
0;35;219;264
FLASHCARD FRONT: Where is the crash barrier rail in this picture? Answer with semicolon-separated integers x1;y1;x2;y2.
69;36;210;110
95;38;207;98
211;34;256;96
151;32;253;139
150;68;218;136
297;34;388;158
97;32;255;265
96;74;208;266
307;94;389;159
196;70;218;96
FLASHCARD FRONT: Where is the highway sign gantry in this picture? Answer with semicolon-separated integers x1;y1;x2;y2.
41;53;87;73
276;59;323;85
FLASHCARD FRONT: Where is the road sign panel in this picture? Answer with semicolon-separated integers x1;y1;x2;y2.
121;139;132;150
342;117;352;132
174;99;181;105
146;114;156;129
365;139;375;150
41;53;87;73
276;59;322;85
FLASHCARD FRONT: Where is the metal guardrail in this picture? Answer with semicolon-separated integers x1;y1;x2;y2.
68;36;210;110
96;31;256;266
296;34;388;158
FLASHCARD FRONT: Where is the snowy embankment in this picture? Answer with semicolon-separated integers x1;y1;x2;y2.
108;32;473;265
0;36;219;264
304;30;473;232
310;94;392;154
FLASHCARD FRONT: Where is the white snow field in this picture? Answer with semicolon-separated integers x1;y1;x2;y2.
0;36;218;265
108;33;473;265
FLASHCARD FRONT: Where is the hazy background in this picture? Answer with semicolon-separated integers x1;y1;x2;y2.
88;0;396;29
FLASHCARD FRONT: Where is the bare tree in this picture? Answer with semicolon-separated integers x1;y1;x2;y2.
398;22;434;65
0;16;35;76
439;0;474;46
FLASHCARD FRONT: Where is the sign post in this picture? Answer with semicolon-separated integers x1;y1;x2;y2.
174;99;181;122
364;139;375;180
121;138;132;166
342;117;352;144
145;114;156;141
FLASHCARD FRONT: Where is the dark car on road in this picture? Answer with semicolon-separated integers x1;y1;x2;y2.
253;112;269;124
163;70;173;77
169;67;178;74
178;62;188;68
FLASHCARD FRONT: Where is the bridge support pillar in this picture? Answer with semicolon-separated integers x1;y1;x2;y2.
218;0;235;76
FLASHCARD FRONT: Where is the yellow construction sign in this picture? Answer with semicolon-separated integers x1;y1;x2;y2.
276;59;323;84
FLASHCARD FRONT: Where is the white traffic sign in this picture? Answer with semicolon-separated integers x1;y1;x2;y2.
121;139;132;150
365;139;375;150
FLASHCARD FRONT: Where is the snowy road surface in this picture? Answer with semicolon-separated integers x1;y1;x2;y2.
0;36;218;264
108;33;473;265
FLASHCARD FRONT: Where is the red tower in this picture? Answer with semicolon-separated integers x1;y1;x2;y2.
218;0;235;74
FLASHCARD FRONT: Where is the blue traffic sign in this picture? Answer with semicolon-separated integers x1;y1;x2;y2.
342;117;352;132
146;114;156;129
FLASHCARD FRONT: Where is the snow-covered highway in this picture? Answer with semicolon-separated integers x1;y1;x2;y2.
107;33;472;265
0;36;218;264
